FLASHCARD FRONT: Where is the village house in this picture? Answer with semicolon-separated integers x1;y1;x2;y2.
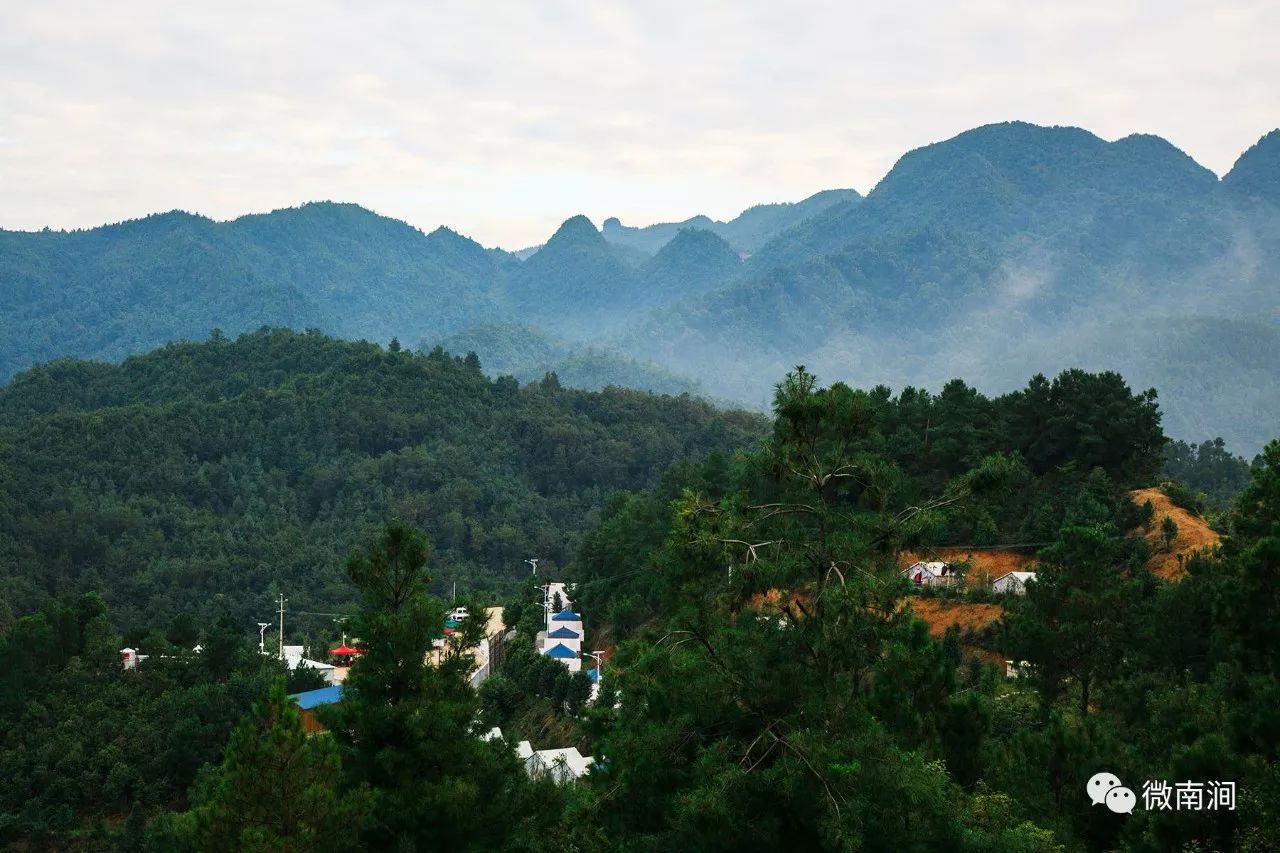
545;624;582;653
1005;660;1032;679
542;642;582;672
991;571;1037;595
283;644;338;683
486;728;595;784
289;684;343;733
517;741;595;783
903;561;956;588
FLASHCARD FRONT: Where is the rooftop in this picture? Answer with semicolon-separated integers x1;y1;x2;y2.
542;642;578;659
289;684;343;710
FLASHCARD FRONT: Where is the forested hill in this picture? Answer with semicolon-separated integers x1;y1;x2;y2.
0;329;766;632
5;122;1279;452
0;203;510;382
0;189;850;387
624;122;1280;453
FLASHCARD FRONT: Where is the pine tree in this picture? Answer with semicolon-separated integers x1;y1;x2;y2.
155;680;364;852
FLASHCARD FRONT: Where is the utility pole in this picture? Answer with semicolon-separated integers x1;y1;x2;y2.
277;594;287;659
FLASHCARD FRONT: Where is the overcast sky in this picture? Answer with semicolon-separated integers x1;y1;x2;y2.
1;1;1276;249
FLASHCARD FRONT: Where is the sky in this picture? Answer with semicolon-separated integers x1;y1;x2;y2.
1;1;1277;249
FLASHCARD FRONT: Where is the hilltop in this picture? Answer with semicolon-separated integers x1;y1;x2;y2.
1130;486;1221;580
0;329;766;629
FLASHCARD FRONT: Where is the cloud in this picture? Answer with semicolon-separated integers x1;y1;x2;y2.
1;0;1277;247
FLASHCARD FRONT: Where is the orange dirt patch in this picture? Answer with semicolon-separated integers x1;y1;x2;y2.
748;587;814;614
1129;487;1221;581
904;597;1004;638
901;548;1037;588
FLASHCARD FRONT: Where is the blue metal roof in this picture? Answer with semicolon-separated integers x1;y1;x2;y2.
289;684;342;710
542;643;577;659
551;609;582;622
547;626;580;639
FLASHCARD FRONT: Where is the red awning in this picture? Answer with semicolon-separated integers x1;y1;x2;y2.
330;644;363;656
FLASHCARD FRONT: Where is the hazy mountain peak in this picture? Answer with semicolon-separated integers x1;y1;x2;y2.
548;214;602;244
1224;129;1280;203
425;224;482;248
658;226;738;255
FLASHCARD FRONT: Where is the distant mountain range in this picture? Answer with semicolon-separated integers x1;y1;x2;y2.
2;122;1278;453
598;188;862;255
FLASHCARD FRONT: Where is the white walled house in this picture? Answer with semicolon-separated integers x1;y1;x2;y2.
542;642;582;672
903;561;955;588
1005;660;1032;679
547;607;584;634
544;625;582;653
524;746;594;783
282;644;338;684
991;571;1037;596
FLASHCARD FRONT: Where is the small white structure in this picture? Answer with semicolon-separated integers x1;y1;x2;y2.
545;582;571;612
991;571;1037;596
1005;660;1032;679
120;648;148;670
903;561;955;588
519;744;595;783
282;644;338;684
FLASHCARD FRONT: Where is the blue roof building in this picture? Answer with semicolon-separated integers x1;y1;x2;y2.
542;643;577;659
289;684;343;710
547;626;580;639
550;608;582;622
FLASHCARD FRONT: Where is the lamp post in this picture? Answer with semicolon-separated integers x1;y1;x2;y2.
257;623;270;655
524;558;539;577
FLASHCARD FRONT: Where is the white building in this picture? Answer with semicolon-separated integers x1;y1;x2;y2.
544;624;582;654
282;644;338;684
1005;660;1032;679
518;743;595;783
542;642;582;672
547;607;583;634
991;571;1037;596
903;561;955;588
544;582;571;612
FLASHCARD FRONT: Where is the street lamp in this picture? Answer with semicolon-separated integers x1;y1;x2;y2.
257;623;270;655
524;558;539;576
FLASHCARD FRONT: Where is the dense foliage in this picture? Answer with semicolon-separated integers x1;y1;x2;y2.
0;329;765;633
562;369;1280;851
1163;437;1257;511
2;344;1278;850
0;596;285;848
